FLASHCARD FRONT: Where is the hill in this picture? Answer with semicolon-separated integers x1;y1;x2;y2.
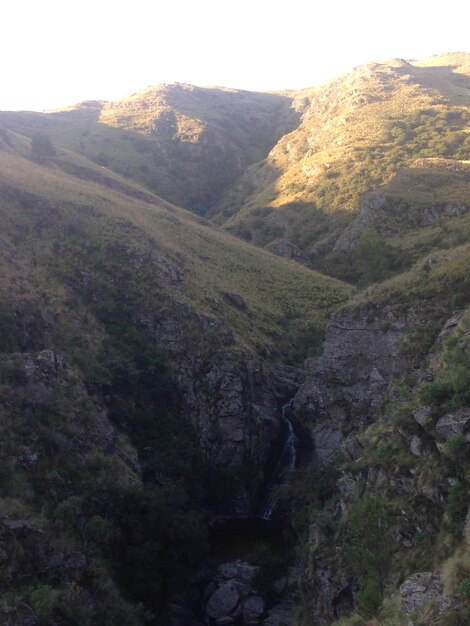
0;126;352;621
214;53;470;269
0;83;296;214
1;52;470;626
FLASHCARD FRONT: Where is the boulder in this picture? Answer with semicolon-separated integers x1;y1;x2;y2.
242;595;265;622
206;582;240;621
223;292;247;310
262;603;294;626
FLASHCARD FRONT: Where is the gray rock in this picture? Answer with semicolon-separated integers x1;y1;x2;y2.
334;188;470;253
409;435;423;457
295;303;419;467
337;473;357;502
18;447;39;468
266;239;311;266
64;551;86;571
400;572;458;616
412;406;432;428
341;437;363;461
237;562;259;584
435;408;470;441
206;583;240;621
223;292;247;310
219;563;239;579
262;603;294;626
243;595;265;622
273;577;288;594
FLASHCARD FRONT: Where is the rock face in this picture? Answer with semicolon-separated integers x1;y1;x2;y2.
334;188;470;252
400;572;459;616
150;304;304;515
294;303;409;464
292;303;458;624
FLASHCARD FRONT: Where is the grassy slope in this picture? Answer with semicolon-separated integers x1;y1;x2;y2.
215;53;470;261
0;84;296;215
0;129;353;622
341;158;470;283
0;128;352;362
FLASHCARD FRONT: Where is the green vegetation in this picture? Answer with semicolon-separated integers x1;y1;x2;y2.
342;498;393;618
419;332;470;410
1;84;295;215
0;116;353;622
1;52;470;626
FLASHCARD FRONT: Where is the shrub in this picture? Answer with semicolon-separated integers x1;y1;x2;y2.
343;497;393;617
357;576;383;619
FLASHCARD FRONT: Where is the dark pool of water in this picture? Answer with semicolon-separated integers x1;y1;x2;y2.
208;517;291;563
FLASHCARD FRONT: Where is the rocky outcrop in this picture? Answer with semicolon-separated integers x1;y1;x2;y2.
333;192;392;252
0;349;140;476
435;408;470;442
292;303;463;624
294;303;409;464
203;561;263;625
334;188;470;252
142;302;305;515
400;572;459;616
266;240;311;266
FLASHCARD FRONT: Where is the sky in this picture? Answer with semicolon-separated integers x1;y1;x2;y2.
2;0;469;111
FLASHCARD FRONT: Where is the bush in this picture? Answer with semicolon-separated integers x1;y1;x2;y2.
443;483;469;536
30;585;60;622
357;576;383;619
343;497;392;617
352;230;404;286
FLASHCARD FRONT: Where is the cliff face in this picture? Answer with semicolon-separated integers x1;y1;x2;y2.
294;301;446;465
291;278;470;624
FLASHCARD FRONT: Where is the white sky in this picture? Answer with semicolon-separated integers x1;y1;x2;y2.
2;0;469;111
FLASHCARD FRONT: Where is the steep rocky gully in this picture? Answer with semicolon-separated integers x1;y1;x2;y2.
186;294;469;626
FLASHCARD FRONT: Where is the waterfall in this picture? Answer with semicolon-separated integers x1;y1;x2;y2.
258;400;297;521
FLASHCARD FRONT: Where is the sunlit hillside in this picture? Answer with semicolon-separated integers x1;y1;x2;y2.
0;84;296;215
215;53;470;263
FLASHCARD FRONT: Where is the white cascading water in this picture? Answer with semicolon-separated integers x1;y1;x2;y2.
258;400;297;521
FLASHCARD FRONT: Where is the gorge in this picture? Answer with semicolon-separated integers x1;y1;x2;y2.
0;52;469;626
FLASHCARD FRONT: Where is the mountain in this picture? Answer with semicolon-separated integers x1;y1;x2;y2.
0;123;351;623
0;83;296;214
1;52;470;626
214;53;470;272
